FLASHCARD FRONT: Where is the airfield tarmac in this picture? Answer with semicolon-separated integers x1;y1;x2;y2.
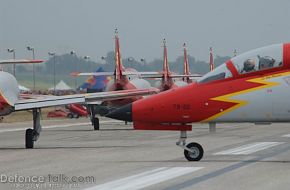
0;117;290;190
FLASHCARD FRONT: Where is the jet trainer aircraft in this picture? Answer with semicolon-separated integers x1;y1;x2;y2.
0;59;158;149
107;43;290;161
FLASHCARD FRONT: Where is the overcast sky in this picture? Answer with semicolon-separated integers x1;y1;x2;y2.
1;0;290;63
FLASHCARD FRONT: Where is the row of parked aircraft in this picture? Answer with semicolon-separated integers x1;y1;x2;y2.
0;30;201;148
2;30;286;162
72;31;202;130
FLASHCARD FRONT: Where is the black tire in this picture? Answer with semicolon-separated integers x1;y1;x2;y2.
93;118;99;130
184;142;204;161
25;128;34;149
74;114;79;119
67;113;73;119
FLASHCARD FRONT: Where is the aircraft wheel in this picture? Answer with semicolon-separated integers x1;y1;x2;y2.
184;142;203;161
74;114;80;119
67;113;73;119
25;128;34;149
93;118;99;130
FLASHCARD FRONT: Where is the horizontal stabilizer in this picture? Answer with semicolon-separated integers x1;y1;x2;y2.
71;71;114;77
72;71;202;79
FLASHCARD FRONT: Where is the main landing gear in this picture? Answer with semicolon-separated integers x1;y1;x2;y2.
88;105;100;130
176;131;204;161
25;109;42;148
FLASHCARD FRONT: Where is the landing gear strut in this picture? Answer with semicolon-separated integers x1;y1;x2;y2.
88;105;100;130
176;131;204;161
25;108;42;149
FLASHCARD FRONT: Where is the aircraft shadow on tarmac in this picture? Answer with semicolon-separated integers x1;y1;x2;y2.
0;145;136;150
46;128;133;132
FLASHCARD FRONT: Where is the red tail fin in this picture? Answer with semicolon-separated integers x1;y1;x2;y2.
162;39;170;81
209;47;214;71
114;29;124;81
183;43;190;75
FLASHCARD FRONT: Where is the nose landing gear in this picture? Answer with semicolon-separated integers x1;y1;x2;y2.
176;131;204;161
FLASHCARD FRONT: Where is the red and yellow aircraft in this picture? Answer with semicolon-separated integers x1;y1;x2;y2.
107;43;290;161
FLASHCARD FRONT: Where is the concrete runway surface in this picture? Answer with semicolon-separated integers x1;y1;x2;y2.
0;118;290;190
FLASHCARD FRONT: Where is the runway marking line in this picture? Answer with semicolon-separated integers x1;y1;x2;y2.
84;167;203;190
282;134;290;137
0;120;123;133
214;142;284;155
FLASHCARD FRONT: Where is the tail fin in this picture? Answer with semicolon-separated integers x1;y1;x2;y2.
162;39;170;81
209;47;214;71
182;43;190;82
114;29;124;81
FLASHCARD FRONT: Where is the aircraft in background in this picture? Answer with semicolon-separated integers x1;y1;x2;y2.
140;39;201;90
72;30;161;130
73;31;199;130
0;59;158;149
107;43;290;161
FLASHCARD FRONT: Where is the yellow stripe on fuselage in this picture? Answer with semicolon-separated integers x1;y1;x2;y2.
202;71;290;122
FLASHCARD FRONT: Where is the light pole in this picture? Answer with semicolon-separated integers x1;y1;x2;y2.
101;56;107;65
27;46;36;90
7;48;15;76
234;49;237;57
83;56;91;71
140;58;146;65
70;50;77;89
48;52;56;94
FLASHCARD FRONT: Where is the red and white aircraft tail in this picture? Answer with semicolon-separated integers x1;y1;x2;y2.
210;47;214;71
114;29;125;82
162;39;171;82
182;43;192;83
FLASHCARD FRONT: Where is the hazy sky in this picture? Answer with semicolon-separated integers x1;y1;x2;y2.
1;0;290;63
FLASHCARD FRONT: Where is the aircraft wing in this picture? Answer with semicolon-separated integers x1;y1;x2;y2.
71;71;114;77
14;88;159;111
0;59;44;64
84;88;159;103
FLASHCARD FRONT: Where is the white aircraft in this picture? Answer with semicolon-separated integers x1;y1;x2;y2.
0;59;158;148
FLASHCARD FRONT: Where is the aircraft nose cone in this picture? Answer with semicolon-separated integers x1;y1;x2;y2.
106;103;132;122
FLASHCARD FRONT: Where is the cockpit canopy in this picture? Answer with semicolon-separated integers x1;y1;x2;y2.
198;44;283;83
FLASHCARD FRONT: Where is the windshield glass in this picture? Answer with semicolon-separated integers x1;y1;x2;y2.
198;64;232;83
232;44;283;74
